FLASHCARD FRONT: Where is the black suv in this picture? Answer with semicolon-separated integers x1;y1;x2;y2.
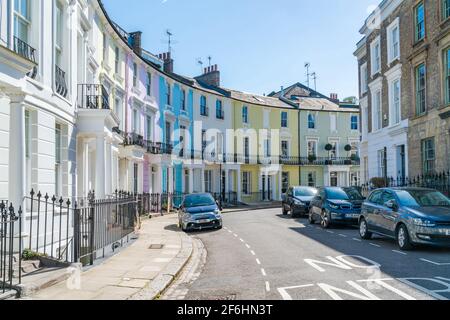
282;186;318;218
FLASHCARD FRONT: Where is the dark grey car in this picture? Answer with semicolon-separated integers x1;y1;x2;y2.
177;193;223;232
359;188;450;250
282;186;318;218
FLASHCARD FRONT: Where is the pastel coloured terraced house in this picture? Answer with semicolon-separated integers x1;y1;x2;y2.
0;0;361;212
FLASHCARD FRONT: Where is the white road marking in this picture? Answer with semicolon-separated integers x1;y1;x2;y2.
352;238;362;242
327;231;335;234
278;284;315;300
265;281;271;292
250;250;256;256
233;234;238;238
228;230;232;233
256;259;261;265
245;244;251;249
261;269;267;276
370;243;381;248
419;258;450;266
392;250;407;256
239;238;244;243
339;234;347;238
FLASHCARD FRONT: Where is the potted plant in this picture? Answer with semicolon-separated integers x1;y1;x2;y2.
325;144;333;152
344;144;352;152
308;154;317;163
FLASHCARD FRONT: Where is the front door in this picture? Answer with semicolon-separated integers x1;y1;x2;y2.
330;172;338;187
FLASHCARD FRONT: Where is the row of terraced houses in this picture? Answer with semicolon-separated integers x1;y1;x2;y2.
0;0;361;211
355;0;450;184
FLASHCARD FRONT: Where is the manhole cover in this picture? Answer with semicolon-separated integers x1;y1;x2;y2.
149;244;164;249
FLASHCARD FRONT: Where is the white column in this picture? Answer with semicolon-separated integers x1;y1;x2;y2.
224;169;230;193
9;99;26;208
237;168;242;202
95;134;106;198
127;159;134;192
105;141;112;195
83;141;89;195
168;166;174;193
138;162;144;193
201;168;205;193
188;168;194;194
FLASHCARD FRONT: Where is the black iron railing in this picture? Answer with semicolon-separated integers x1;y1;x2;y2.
360;172;450;197
123;132;145;148
13;36;36;63
0;201;21;294
55;65;68;98
77;84;110;110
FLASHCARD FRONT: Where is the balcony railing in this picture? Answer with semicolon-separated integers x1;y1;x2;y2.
77;84;110;110
279;156;361;166
13;36;36;63
13;36;37;78
123;132;145;148
55;65;68;98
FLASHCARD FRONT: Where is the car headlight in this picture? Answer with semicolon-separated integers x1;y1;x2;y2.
329;203;340;210
412;218;436;227
184;214;195;222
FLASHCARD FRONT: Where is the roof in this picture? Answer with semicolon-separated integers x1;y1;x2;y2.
295;97;359;112
229;90;296;109
268;82;330;100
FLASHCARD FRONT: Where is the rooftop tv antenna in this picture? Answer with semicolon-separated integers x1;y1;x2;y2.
305;62;311;89
207;56;212;68
311;72;317;92
166;29;173;53
197;58;203;73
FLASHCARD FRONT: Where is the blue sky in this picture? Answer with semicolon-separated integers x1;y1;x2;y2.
103;0;379;99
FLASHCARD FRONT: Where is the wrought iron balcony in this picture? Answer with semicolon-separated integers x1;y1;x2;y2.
55;65;68;98
13;36;37;78
13;36;36;63
77;84;110;110
123;132;145;148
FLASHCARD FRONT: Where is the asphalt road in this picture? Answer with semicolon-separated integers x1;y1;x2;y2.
180;208;450;300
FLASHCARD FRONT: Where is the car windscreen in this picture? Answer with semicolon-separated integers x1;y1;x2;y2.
183;194;216;208
327;188;364;201
294;188;317;197
395;190;450;207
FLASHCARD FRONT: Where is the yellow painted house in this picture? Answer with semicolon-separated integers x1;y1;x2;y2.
229;90;300;202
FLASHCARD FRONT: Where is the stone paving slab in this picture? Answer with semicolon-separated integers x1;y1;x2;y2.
29;214;193;300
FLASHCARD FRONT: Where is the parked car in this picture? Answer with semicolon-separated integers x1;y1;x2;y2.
359;188;450;250
177;193;223;232
282;186;318;218
309;187;365;228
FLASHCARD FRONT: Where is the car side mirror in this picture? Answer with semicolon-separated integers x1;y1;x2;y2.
385;200;398;211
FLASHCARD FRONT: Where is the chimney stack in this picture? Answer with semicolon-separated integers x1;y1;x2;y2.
129;31;142;56
330;93;339;102
158;51;174;73
195;64;220;87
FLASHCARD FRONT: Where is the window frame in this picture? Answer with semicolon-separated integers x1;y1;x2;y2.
351;115;359;131
387;18;400;64
242;105;248;124
415;63;426;116
370;36;381;76
443;0;450;21
281;111;288;128
444;47;450;105
308;113;316;129
414;2;425;43
146;72;152;96
421;138;435;175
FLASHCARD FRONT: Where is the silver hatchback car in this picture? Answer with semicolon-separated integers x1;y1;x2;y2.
359;188;450;250
177;193;223;232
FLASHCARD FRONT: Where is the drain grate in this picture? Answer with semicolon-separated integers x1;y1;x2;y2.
148;244;164;250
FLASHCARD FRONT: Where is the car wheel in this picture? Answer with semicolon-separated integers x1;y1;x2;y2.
397;224;413;251
320;210;331;229
308;211;315;224
359;218;372;240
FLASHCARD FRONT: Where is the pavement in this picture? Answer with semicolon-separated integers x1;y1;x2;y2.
177;207;450;300
28;214;193;300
